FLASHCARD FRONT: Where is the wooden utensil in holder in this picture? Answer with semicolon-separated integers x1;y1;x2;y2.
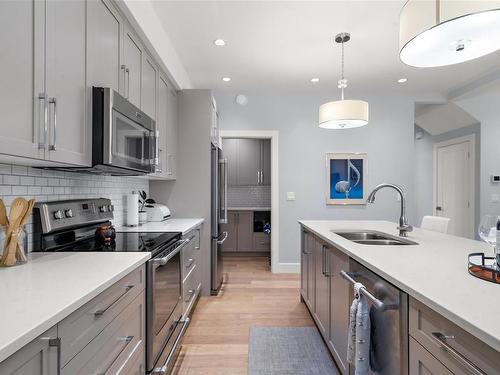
0;198;34;267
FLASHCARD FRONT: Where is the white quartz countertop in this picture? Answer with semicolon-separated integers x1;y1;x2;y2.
0;252;150;363
116;218;204;235
228;207;271;211
298;220;500;352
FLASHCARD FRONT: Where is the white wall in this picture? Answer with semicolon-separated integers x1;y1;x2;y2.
453;81;500;219
214;90;416;264
413;124;480;233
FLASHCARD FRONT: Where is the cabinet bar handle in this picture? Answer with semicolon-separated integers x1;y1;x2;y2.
431;332;486;375
37;93;47;149
126;68;130;99
94;285;134;316
40;337;61;375
48;97;57;151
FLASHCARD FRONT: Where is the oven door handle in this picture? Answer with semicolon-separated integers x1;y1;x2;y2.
153;239;189;267
151;318;190;374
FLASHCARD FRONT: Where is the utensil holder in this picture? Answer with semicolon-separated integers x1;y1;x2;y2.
0;225;28;267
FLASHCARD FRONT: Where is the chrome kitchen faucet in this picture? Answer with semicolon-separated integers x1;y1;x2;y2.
367;183;413;237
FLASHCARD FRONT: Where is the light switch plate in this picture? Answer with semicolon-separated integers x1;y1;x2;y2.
286;192;296;201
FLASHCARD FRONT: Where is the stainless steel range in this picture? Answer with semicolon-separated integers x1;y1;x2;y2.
33;198;190;374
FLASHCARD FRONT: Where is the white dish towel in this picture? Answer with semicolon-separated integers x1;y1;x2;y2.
347;282;371;375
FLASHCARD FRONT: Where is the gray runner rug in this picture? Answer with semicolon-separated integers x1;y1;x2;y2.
248;326;339;375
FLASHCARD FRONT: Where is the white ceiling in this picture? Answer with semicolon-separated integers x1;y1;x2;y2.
150;1;500;95
415;102;479;135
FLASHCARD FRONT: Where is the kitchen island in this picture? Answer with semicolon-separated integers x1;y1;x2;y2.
299;220;500;375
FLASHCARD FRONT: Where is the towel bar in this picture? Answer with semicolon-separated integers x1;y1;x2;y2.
340;270;398;311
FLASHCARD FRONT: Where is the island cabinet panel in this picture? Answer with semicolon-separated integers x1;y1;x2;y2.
314;238;330;338
410;337;453;375
409;297;500;375
0;326;58;375
328;245;350;374
306;232;316;311
300;229;308;300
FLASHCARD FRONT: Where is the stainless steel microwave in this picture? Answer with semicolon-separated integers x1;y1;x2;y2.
91;87;157;175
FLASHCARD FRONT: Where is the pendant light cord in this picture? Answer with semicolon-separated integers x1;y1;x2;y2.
341;40;345;100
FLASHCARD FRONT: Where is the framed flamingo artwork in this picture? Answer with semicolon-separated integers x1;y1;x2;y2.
326;152;367;205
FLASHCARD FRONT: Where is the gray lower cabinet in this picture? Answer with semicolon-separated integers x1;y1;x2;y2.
182;227;202;317
328;246;350;374
0;326;58;375
314;239;330;338
0;266;146;374
221;211;269;252
221;212;238;252
409;297;500;375
410;337;453;375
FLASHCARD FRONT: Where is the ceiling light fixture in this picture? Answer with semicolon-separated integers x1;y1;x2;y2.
213;39;226;46
398;78;408;83
311;78;320;83
222;77;231;82
319;33;369;130
400;1;500;67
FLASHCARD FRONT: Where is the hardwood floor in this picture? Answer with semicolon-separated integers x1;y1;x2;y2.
172;256;314;374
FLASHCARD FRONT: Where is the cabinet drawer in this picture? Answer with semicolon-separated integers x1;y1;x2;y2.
409;297;500;375
59;266;145;366
253;233;270;251
182;229;200;279
183;264;201;317
410;337;453;375
62;291;145;375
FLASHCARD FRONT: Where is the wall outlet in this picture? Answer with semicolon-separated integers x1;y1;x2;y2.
286;192;296;201
491;193;499;203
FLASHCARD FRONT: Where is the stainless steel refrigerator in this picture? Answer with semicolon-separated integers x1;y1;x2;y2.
211;143;228;295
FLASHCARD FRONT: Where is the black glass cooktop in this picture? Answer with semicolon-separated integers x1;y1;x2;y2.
50;231;181;256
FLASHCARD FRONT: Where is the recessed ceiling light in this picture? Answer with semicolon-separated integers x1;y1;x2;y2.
222;77;231;82
311;78;320;83
398;78;408;83
213;39;226;46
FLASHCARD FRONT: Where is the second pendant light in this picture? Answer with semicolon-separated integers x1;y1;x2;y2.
319;33;369;130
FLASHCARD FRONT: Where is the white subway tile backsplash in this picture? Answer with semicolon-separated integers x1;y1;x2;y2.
12;186;28;195
12;165;28;175
35;177;47;186
227;185;271;208
0;164;12;174
20;176;35;185
3;175;20;185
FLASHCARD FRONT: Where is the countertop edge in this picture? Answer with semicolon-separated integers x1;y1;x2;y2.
0;253;151;363
298;220;500;353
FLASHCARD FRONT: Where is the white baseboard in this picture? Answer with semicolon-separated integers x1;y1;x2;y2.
273;262;300;273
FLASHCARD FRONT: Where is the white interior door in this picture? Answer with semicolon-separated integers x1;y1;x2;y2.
434;136;474;237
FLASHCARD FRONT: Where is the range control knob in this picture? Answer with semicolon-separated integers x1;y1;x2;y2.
53;210;64;220
99;206;108;213
108;205;114;212
65;209;73;218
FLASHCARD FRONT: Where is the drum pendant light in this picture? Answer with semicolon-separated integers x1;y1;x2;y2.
400;0;500;68
319;33;369;129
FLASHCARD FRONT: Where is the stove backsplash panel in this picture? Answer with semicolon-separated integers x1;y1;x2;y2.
0;164;148;252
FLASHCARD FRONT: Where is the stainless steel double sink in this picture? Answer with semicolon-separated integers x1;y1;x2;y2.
332;230;418;246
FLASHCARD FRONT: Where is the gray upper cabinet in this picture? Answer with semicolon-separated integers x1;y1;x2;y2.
122;26;143;109
0;0;45;160
87;0;123;94
223;138;270;186
166;85;178;179
261;139;271;185
238;139;261;186
142;54;158;120
46;0;89;166
223;139;238;186
0;326;58;375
